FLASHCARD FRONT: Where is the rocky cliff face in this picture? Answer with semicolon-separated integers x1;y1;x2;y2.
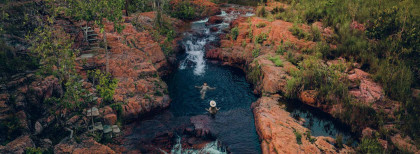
82;13;176;121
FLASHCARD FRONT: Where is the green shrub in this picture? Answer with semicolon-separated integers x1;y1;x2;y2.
274;10;295;22
110;102;123;118
256;6;267;17
313;41;331;58
337;102;378;131
269;55;284;67
247;24;253;39
25;147;43;154
276;44;287;55
171;1;196;20
154;90;163;96
248;61;262;85
308;25;321;42
294;130;302;145
286;50;298;65
230;26;239;40
95;70;118;104
271;6;285;14
303;3;326;24
254;33;268;44
0;116;22;145
305;131;317;143
285;76;301;98
336;134;344;149
366;6;400;40
289;24;308;40
252;47;260;58
144;94;152;101
358;137;384;153
256;22;266;28
285;56;350;104
242;40;247;47
374;60;413;103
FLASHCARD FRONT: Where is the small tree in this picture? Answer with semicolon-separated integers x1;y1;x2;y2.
28;18;77;80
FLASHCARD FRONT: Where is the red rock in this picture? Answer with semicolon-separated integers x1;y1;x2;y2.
15;110;28;130
190;115;212;138
378;139;388;150
101;106;114;115
104;114;118;125
210;27;219;32
391;134;419;153
54;138;115;154
348;69;384;104
299;90;317;105
0;135;35;154
207;16;224;25
362;127;375;138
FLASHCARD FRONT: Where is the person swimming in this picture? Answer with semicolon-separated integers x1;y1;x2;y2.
195;82;216;99
206;100;220;115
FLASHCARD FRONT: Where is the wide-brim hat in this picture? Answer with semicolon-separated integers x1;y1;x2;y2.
210;100;216;107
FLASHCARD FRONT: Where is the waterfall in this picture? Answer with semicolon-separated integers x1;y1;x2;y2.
178;10;252;76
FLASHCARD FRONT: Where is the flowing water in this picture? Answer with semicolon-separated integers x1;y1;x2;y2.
125;6;356;154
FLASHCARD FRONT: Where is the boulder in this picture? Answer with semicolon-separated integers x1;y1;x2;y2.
40;139;53;149
103;114;117;125
210;27;219;32
206;16;223;25
190;115;212;138
348;69;384;104
390;134;419;153
34;121;43;135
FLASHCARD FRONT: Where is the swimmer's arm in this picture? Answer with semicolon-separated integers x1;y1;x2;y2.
209;86;216;90
216;107;220;110
205;108;210;112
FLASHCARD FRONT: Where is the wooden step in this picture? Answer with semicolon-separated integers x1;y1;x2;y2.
88;34;98;37
81;27;92;30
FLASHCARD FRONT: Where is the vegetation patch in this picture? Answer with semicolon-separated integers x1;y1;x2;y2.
268;55;284;67
256;22;266;28
254;32;268;44
248;61;262;86
293;129;302;145
252;46;261;58
170;1;196;20
289;24;308;40
230;26;239;40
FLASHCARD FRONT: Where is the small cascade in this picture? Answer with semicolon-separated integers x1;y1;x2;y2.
179;9;255;76
165;137;227;154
